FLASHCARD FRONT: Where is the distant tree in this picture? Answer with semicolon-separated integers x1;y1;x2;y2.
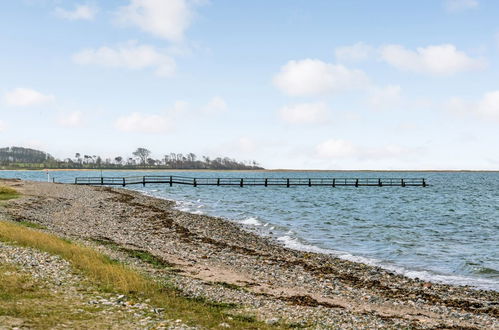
133;148;151;165
0;146;264;170
0;147;54;164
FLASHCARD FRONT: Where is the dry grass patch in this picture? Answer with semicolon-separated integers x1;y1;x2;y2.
0;221;279;329
0;263;104;328
0;185;19;201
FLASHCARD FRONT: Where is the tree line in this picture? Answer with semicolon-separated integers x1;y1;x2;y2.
0;146;264;170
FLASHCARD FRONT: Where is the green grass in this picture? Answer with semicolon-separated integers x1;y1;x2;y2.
17;221;47;230
215;281;247;291
91;238;180;270
124;249;174;268
0;186;19;201
0;221;280;329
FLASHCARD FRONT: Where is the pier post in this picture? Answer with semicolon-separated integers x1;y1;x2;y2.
194;179;197;187
332;179;336;187
74;178;77;184
378;178;382;187
422;178;426;187
217;178;220;186
355;179;359;187
169;176;173;187
264;178;268;187
122;178;125;187
308;179;311;187
101;177;104;185
286;178;290;188
401;179;405;187
240;178;244;187
143;176;145;187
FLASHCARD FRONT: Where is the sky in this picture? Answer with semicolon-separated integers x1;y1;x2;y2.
1;0;499;170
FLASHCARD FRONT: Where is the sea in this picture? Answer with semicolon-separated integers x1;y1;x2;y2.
1;170;498;291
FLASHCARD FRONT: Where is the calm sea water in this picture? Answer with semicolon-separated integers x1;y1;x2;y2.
1;170;498;291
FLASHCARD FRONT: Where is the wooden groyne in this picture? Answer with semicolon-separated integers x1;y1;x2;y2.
73;175;427;187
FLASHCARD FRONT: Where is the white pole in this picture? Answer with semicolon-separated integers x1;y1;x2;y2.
46;170;50;182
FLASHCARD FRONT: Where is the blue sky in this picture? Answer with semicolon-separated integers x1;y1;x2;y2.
1;0;499;169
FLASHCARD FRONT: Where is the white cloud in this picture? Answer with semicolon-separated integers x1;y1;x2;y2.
237;137;257;153
72;41;176;77
335;42;374;62
316;139;410;160
4;88;55;107
170;100;190;115
116;0;197;42
446;97;470;115
54;4;98;20
58;111;83;127
477;91;499;119
115;112;172;133
368;85;402;109
0;120;6;132
380;44;485;75
444;0;478;12
202;96;227;114
273;59;369;96
316;139;357;158
115;101;187;133
447;91;499;120
279;102;329;124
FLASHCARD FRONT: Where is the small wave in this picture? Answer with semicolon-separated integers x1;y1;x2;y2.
276;235;332;254
172;199;207;214
475;267;499;276
239;217;262;226
276;237;499;291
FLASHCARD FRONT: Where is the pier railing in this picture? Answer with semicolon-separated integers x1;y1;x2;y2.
73;175;427;187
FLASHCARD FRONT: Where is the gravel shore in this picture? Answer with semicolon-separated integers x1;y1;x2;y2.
1;178;498;329
0;241;194;329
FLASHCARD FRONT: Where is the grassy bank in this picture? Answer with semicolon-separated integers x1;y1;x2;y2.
0;186;276;329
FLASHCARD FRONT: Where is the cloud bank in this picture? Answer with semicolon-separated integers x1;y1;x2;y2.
273;59;368;96
3;88;55;107
116;0;197;42
73;41;176;77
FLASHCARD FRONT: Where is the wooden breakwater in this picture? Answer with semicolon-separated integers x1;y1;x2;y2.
73;175;427;187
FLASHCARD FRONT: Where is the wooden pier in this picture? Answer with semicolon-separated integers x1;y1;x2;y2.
73;175;427;187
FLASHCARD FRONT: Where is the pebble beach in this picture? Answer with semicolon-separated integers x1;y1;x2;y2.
1;178;498;329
